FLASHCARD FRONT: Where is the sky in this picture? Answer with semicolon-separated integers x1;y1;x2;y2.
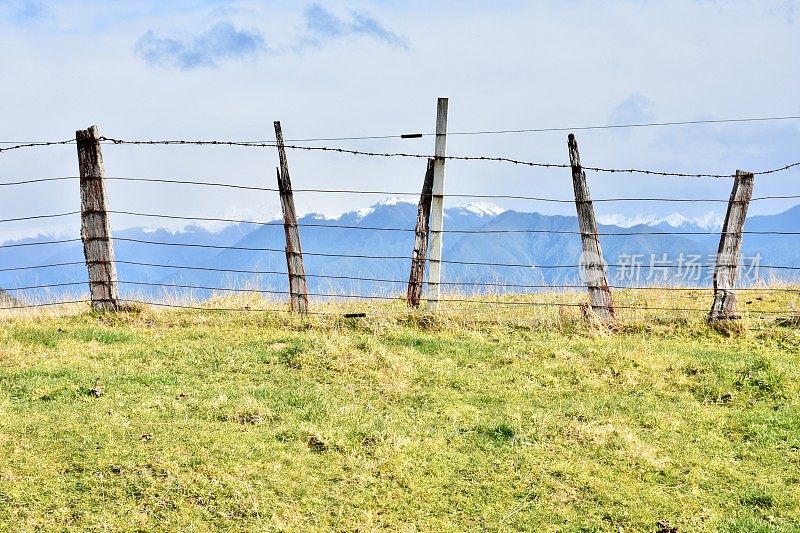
1;0;799;241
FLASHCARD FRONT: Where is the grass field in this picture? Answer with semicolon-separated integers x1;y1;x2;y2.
0;292;799;532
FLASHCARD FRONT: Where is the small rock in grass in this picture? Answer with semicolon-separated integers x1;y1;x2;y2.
89;378;104;398
235;413;264;426
657;520;678;533
307;435;327;453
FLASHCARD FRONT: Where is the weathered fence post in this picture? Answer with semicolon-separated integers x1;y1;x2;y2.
76;125;120;311
427;97;449;310
274;121;309;314
709;170;755;322
568;133;614;321
407;158;435;308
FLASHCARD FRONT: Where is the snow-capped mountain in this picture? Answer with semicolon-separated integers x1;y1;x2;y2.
354;196;416;220
450;202;506;218
597;211;724;230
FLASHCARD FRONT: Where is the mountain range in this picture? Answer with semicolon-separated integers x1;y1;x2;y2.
2;199;799;303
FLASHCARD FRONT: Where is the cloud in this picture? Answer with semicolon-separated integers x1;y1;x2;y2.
0;0;47;23
608;94;656;125
764;0;798;23
301;3;407;49
135;21;266;69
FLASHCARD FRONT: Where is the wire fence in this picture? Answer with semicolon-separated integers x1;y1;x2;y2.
2;119;800;322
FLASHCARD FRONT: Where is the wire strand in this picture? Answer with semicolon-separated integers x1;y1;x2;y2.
4;176;800;206
0;261;85;273
98;137;800;178
99;261;800;292
107;244;765;270
0;238;81;249
2;114;799;147
0;300;88;310
211;115;800;143
0;140;74;154
0;211;80;224
3;282;87;292
113;295;794;316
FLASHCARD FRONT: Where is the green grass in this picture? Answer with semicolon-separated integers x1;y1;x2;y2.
0;295;799;531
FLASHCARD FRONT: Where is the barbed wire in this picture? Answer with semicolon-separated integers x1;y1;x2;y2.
5;113;800;148
97;137;800;178
0;140;74;154
3;129;800;316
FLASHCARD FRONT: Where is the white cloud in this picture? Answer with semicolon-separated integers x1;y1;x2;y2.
135;21;267;69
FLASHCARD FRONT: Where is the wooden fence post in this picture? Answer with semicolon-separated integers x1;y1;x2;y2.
568;133;614;321
274;121;309;314
76;125;120;311
407;158;435;308
427;97;449;310
709;170;754;322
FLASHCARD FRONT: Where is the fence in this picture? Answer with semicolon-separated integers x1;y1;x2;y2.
2;98;800;326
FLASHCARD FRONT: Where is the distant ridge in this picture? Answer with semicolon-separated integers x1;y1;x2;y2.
1;200;799;299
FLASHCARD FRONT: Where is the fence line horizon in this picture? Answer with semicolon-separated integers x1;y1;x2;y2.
0;101;798;325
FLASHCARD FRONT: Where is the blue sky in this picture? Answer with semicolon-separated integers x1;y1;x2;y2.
0;0;799;240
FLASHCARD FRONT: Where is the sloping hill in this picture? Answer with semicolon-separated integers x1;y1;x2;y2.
0;302;797;531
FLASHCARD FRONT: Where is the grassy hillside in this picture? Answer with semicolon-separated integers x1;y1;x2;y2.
0;294;799;532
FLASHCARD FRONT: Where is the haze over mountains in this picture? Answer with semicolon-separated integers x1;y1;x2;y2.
2;198;799;302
